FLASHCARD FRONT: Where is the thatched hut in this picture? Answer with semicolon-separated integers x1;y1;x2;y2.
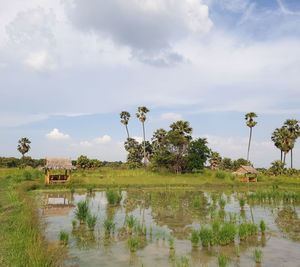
234;165;259;182
44;158;75;184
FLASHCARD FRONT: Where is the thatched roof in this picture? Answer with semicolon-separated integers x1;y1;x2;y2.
234;165;259;175
45;158;75;170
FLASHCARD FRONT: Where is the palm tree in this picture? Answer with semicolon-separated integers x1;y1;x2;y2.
136;106;150;165
283;119;300;168
17;137;31;158
245;112;258;161
151;128;167;150
120;111;131;139
209;151;222;170
169;120;192;139
272;128;284;162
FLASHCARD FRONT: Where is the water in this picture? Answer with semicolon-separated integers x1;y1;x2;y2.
40;189;300;267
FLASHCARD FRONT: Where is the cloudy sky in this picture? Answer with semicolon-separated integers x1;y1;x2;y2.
0;0;300;167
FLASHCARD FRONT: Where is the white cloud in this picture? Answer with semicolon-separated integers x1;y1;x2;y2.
24;50;57;71
132;136;143;143
160;112;183;121
94;135;112;144
46;128;70;140
79;141;92;147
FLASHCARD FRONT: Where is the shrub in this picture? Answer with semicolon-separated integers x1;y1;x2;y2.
75;201;89;224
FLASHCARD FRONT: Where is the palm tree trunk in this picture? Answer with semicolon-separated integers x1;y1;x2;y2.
247;127;252;161
125;125;130;139
280;150;283;163
142;122;146;166
283;152;287;165
291;149;293;169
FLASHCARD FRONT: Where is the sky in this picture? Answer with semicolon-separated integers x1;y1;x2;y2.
0;0;300;167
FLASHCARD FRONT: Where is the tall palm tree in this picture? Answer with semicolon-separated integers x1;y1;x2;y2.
284;119;300;168
136;106;150;165
120;111;131;139
245;112;258;161
152;128;167;150
17;137;31;158
272;128;284;162
169;120;192;139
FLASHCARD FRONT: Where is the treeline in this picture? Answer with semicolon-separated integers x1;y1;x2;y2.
74;155;123;169
0;157;45;168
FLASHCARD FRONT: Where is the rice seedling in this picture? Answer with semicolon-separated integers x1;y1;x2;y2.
191;229;200;248
218;197;226;210
218;254;229;267
103;218;115;236
126;215;137;234
176;256;190;267
72;219;77;228
253;248;263;263
235;245;240;257
75;200;90;224
87;213;97;231
70;187;75;195
128;237;140;252
87;185;94;194
260;220;266;234
218;223;236;245
239;222;258;241
199;227;213;247
192;196;202;209
169;236;175;250
239;198;246;210
59;230;69;246
106;189;122;205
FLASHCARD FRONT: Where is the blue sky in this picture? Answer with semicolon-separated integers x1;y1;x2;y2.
0;0;300;167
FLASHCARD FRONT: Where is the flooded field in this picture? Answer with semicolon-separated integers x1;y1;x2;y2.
41;189;300;267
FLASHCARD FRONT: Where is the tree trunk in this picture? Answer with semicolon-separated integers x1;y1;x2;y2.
280;150;283;163
247;127;252;161
125;125;130;139
142;122;146;166
283;152;287;165
291;148;293;169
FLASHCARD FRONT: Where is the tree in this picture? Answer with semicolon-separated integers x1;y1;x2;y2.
77;155;91;169
186;138;210;171
209;152;222;170
269;160;285;176
221;157;233;170
136;106;150;166
120;111;131;139
232;158;251;171
169;120;192;139
283;119;300;168
271;128;285;162
17;137;31;158
124;138;143;168
245;112;258;161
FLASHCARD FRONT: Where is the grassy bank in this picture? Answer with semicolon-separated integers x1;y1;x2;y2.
0;169;64;267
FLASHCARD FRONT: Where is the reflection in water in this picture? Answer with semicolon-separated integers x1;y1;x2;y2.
41;189;300;267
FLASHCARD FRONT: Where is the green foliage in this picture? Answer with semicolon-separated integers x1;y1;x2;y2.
215;171;226;179
59;230;69;246
218;223;236;245
169;236;175;250
75;201;90;224
124;138;143;168
17;137;31;157
87;214;97;231
126;215;137;233
191;230;200;248
269;160;285;176
106;189;122;205
72;219;77;228
186;138;210;171
103;219;115;236
176;256;190;267
199;227;213;247
260;220;266;234
253;248;263;263
23;171;33;181
128;236;140;252
239;198;246;209
239;222;258;241
218;254;230;267
218;197;226;209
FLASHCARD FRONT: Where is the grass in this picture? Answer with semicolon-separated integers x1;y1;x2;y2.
103;218;115;236
128;237;140;252
218;254;230;267
106;189;122;205
0;168;63;266
260;220;266;234
191;229;200;248
87;213;97;231
75;200;90;224
59;230;69;245
253;248;263;263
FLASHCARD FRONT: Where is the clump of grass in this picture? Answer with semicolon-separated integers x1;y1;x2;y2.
87;213;97;231
176;256;190;267
128;237;140;252
253;248;263;263
260;220;266;234
235;246;240;257
218;223;236;245
106;189;122;205
126;215;137;234
134;221;147;236
75;200;89;224
218;197;226;210
218;254;229;267
239;198;246;210
192;197;202;209
103;218;115;236
59;230;69;246
239;222;258;241
72;219;77;228
199;227;213;247
191;230;200;248
169;236;175;250
215;171;226;179
23;171;33;181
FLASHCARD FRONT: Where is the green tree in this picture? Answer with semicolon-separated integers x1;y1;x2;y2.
124;138;143;168
120;111;131;139
272;127;293;165
245;112;258;161
271;128;285;162
209;151;222;170
136;106;150;166
186;138;210;171
269;160;285;176
232;158;251;170
17;137;31;158
76;155;91;169
221;157;233;170
283;119;300;168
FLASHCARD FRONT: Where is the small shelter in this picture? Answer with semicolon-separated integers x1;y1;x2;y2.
234;165;259;182
44;158;75;184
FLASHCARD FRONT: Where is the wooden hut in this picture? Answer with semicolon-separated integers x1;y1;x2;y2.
234;165;259;182
44;158;75;184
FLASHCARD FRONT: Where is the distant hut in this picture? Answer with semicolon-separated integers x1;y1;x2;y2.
44;158;75;184
234;165;259;182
